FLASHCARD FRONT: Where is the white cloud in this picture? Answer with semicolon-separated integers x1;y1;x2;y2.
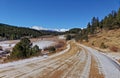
59;29;69;32
49;28;69;32
31;26;69;32
31;26;47;30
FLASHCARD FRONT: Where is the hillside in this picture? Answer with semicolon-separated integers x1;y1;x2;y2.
0;23;61;40
83;29;120;52
66;8;120;52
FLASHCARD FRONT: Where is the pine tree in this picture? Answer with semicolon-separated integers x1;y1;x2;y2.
91;17;99;34
87;22;91;34
117;8;120;25
11;38;32;59
99;20;103;30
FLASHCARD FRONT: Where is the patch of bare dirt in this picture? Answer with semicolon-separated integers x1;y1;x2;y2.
118;59;120;63
89;56;104;78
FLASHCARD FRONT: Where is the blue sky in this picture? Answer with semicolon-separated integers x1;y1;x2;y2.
0;0;119;29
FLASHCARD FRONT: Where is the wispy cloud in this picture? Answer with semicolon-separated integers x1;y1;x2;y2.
31;26;69;32
31;26;47;30
59;29;69;32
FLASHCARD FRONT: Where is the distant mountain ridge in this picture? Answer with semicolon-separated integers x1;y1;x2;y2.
31;26;69;32
0;23;62;40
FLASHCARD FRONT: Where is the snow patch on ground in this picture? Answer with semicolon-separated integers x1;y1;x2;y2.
0;43;15;50
83;46;120;78
32;40;55;49
104;53;120;61
58;35;65;39
0;40;55;50
0;44;70;69
0;56;44;68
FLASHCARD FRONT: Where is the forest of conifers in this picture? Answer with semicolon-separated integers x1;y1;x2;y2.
0;23;61;40
66;8;120;41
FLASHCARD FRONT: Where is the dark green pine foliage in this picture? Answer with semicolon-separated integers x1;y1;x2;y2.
11;38;32;59
87;22;91;34
10;38;41;59
0;23;42;40
116;8;120;26
66;8;120;42
91;17;99;34
0;23;62;40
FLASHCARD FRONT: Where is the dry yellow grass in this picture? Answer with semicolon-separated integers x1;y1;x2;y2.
83;29;120;52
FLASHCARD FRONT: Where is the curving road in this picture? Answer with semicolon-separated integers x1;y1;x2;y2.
0;41;120;78
81;44;120;78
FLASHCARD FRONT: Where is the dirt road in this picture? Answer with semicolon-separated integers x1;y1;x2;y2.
0;41;120;78
80;44;120;78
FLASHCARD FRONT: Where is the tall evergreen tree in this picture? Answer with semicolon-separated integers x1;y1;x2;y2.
91;17;99;34
117;8;120;25
87;22;92;34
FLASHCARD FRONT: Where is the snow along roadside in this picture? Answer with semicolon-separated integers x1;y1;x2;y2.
81;45;120;78
0;44;70;69
102;53;120;66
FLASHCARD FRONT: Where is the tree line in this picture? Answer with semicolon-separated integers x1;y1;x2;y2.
0;23;62;40
66;8;120;42
87;8;120;34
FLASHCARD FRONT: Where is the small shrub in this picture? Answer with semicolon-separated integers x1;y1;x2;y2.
100;42;107;49
44;47;49;51
4;49;10;53
0;46;2;50
49;46;56;52
55;44;63;48
110;46;118;52
55;42;64;49
10;38;41;59
66;35;72;40
44;46;56;53
31;45;40;56
92;41;95;46
92;42;94;46
83;35;89;42
33;45;39;52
